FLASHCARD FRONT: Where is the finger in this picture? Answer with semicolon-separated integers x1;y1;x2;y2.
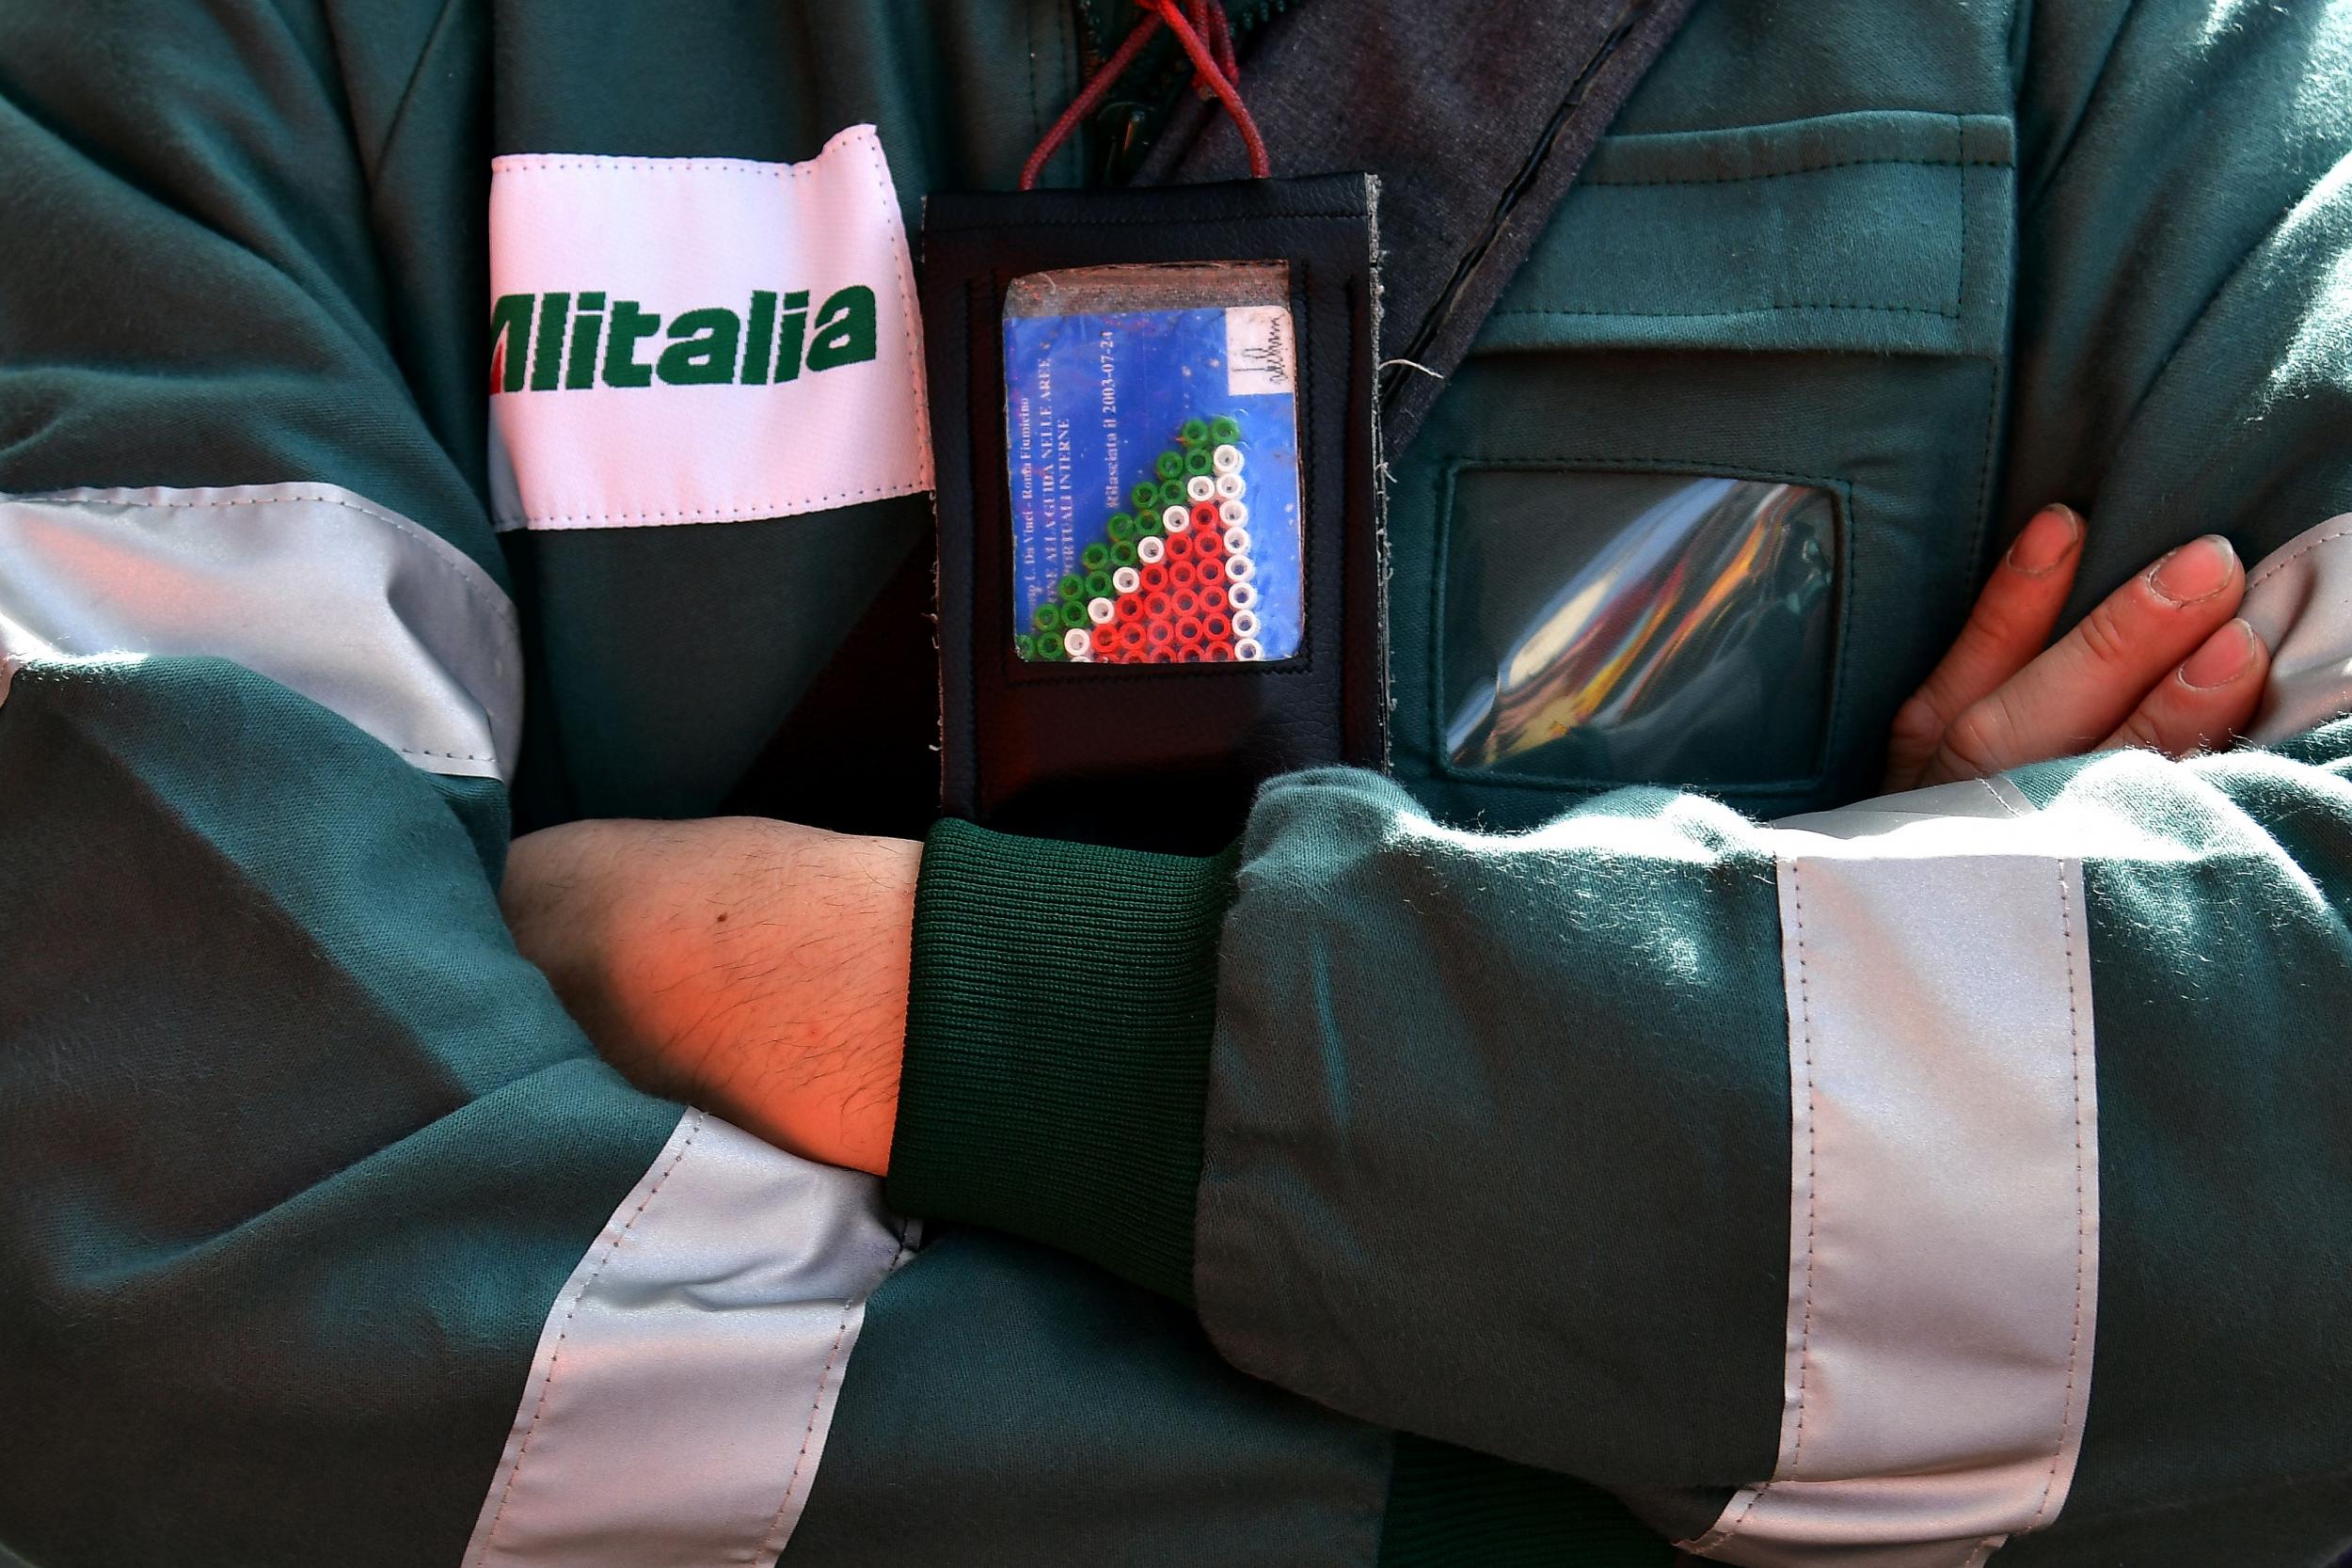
1925;532;2246;784
2101;617;2270;756
1885;504;2085;791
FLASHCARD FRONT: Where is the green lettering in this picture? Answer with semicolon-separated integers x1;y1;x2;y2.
742;292;777;385
657;308;742;386
529;291;571;391
564;292;606;390
805;285;877;372
773;294;808;384
602;301;660;388
487;293;535;394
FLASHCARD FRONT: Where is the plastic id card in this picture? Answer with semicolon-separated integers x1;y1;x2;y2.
1002;261;1303;664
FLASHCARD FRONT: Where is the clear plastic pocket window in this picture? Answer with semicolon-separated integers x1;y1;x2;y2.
1442;471;1840;787
1002;262;1304;665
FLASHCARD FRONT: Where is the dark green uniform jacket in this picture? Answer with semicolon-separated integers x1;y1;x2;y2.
5;3;2352;1565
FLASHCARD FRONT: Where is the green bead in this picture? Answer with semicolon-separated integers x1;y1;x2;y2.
1155;451;1184;481
1058;574;1085;601
1059;600;1088;629
1131;481;1159;511
1210;415;1241;443
1085;570;1113;598
1184;449;1213;476
1081;543;1110;571
1107;513;1136;542
1012;632;1034;659
1110;540;1136;566
1138;511;1164;536
1181;417;1210;446
1035;634;1065;660
1155;479;1184;508
1032;601;1059;632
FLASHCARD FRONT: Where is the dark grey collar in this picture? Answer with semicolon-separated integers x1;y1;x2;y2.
1139;0;1699;456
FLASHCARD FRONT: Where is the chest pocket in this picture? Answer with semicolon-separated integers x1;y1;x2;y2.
1388;109;2016;828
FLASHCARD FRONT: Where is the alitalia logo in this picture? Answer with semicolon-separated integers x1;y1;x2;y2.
488;284;879;393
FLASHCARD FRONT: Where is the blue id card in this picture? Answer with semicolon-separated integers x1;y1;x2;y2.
1002;262;1303;664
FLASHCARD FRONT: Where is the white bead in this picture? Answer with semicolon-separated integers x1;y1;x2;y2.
1112;566;1140;594
1162;505;1191;533
1087;597;1115;625
1232;609;1260;637
1063;627;1092;656
1137;535;1166;562
1215;472;1246;500
1185;474;1216;502
1212;443;1243;474
1226;580;1257;609
1224;554;1254;582
1222;527;1251;556
1218;499;1248;528
1234;637;1263;661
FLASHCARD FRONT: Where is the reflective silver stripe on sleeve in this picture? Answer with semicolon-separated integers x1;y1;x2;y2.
1686;778;2099;1568
2241;512;2352;746
464;1109;914;1568
0;483;519;780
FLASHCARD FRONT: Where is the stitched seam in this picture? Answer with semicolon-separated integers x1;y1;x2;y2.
490;154;839;178
2025;861;2091;1532
493;477;931;530
1978;775;2026;819
469;1113;706;1565
1491;300;1961;321
2249;524;2352;591
756;1222;916;1559
1783;859;1824;1479
25;487;516;630
866;128;933;491
1583;154;2009;188
1508;116;1986;326
1712;862;1822;1550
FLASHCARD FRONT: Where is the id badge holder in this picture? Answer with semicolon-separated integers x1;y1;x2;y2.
923;175;1387;853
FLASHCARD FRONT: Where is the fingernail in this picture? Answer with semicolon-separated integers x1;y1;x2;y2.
2180;618;2260;689
2007;505;2082;575
2149;535;2236;604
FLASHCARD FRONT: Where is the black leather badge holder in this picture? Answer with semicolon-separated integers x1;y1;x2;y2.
924;174;1387;855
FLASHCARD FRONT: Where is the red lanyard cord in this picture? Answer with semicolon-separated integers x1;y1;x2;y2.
1019;0;1270;191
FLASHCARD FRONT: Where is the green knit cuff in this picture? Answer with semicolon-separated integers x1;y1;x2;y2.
887;816;1237;1304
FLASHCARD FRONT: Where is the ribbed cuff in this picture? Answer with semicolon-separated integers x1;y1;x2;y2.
887;816;1237;1304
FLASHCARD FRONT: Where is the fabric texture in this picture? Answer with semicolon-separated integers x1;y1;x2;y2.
890;816;1236;1304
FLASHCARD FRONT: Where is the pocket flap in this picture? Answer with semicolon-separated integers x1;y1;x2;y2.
1478;110;2014;358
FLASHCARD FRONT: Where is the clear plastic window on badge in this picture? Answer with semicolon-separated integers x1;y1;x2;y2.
1002;261;1304;665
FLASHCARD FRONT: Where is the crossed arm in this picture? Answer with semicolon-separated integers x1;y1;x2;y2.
502;504;2271;1177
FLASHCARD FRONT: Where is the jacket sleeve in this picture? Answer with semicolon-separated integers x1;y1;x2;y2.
0;11;1438;1568
883;6;2352;1565
0;10;903;1566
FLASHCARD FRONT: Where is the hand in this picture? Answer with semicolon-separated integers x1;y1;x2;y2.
501;816;918;1176
1885;505;2272;791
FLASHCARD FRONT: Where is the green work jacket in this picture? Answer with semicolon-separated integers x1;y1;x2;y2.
3;2;2351;1565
